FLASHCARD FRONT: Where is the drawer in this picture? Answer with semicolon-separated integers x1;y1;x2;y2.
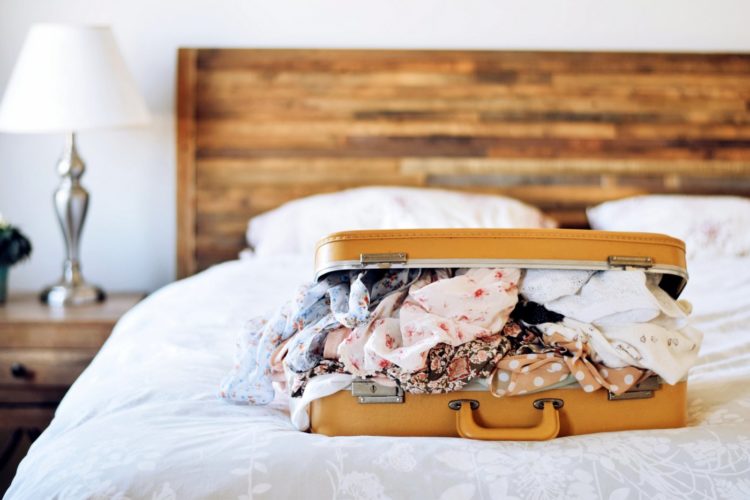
0;322;112;348
0;406;56;429
0;349;99;388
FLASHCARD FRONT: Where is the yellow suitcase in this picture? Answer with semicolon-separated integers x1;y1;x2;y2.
310;229;689;440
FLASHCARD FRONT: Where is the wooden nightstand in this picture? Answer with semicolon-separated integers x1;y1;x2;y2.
0;293;144;466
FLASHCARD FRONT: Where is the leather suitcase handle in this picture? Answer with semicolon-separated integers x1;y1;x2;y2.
449;399;561;441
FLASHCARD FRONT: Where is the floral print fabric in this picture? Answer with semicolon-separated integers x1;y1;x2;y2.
337;286;408;376
378;268;519;373
290;334;511;397
387;334;511;394
289;359;347;398
340;268;521;376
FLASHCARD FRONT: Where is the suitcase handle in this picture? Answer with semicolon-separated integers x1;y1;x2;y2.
449;398;561;441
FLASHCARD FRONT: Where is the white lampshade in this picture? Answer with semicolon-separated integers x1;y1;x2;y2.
0;24;150;133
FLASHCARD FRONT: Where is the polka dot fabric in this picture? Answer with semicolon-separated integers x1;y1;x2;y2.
492;331;647;397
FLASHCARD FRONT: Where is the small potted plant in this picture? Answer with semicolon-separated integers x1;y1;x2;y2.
0;214;32;303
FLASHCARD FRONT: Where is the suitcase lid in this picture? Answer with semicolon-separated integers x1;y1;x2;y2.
314;228;688;298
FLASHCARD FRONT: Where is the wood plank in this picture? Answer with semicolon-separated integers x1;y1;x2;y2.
196;49;750;74
0;388;66;404
617;123;750;140
177;48;199;279
400;158;750;177
195;119;618;147
196;80;750;104
196;171;425;190
0;407;55;429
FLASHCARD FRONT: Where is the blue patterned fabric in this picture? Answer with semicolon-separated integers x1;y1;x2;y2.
220;269;419;404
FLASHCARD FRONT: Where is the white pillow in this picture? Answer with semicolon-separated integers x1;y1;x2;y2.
246;186;556;257
587;195;750;260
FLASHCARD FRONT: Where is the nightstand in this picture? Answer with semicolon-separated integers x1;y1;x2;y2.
0;293;144;467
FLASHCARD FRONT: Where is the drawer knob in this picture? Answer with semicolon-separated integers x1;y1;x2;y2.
10;363;30;379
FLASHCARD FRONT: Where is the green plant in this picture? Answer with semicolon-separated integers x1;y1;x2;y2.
0;216;32;266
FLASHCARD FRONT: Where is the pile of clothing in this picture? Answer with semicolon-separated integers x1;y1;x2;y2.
221;267;702;409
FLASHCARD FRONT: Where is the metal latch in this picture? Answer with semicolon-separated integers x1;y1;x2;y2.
608;376;662;401
351;379;404;404
360;252;408;266
608;255;654;270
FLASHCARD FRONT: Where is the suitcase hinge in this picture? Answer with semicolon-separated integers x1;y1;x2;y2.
360;252;408;267
608;255;654;270
607;376;662;401
351;379;404;404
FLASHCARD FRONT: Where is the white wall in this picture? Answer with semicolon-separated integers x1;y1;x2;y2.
1;0;748;294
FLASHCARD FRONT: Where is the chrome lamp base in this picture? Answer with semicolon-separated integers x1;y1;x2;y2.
40;132;106;307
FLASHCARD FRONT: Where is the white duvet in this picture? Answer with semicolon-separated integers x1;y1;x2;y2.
7;255;750;499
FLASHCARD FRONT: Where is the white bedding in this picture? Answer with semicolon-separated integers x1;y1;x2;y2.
7;255;750;499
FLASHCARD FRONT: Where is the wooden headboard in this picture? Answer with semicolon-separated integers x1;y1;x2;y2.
176;48;750;278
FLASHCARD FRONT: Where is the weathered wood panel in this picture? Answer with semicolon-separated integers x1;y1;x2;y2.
177;49;199;277
177;48;750;277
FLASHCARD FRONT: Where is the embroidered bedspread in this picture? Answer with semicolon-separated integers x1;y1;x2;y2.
6;255;750;499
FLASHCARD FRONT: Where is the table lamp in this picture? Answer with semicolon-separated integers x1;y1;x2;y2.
0;24;150;306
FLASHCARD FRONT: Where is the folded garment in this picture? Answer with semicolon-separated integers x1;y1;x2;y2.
338;288;406;375
289;359;347;398
323;327;350;359
283;313;339;374
386;334;511;394
492;353;646;397
520;269;593;304
292;334;510;398
331;267;422;328
289;362;399;401
221;269;417;404
595;319;702;385
362;268;520;374
524;269;702;384
220;300;296;404
535;316;701;385
286;269;420;373
535;318;629;369
269;337;291;383
545;270;684;326
492;318;647;396
289;373;353;431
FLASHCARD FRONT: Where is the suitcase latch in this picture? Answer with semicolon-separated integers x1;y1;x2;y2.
351;379;404;404
608;255;654;270
360;252;408;267
607;376;662;401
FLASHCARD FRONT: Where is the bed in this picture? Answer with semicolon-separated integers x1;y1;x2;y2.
7;49;750;499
